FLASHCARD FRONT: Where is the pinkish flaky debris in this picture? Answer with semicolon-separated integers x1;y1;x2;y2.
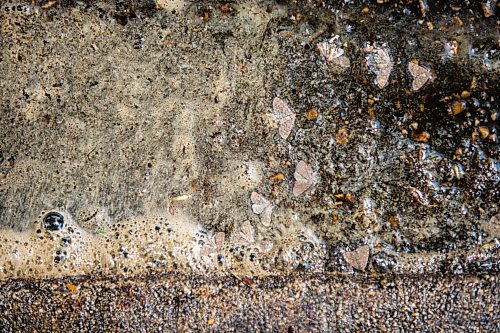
364;43;393;89
240;220;255;244
317;36;351;71
238;220;255;245
408;61;434;91
343;245;370;271
272;97;296;140
293;160;315;196
250;191;273;227
200;232;226;256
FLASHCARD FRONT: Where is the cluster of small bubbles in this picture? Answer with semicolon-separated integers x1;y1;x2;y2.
61;236;71;246
0;205;495;279
3;3;34;16
53;248;68;264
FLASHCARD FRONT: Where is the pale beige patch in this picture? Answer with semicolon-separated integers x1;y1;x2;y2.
293;160;315;197
364;43;393;89
272;97;296;140
250;191;273;227
343;245;370;272
408;61;434;91
237;220;255;245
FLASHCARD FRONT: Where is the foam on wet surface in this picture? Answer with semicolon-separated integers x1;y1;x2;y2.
0;1;498;281
0;209;328;279
1;208;497;279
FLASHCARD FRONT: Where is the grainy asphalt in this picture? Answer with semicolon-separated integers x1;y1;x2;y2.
0;272;498;332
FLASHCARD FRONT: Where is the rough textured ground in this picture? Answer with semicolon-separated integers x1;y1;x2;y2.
1;272;498;332
0;0;498;331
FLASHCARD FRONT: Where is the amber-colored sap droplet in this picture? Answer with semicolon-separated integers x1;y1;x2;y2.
66;283;79;293
450;101;464;115
478;126;489;139
412;131;430;143
270;172;285;182
390;216;400;230
336;127;349;145
306;108;318;120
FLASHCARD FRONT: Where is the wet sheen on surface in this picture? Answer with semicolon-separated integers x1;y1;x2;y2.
0;1;498;282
